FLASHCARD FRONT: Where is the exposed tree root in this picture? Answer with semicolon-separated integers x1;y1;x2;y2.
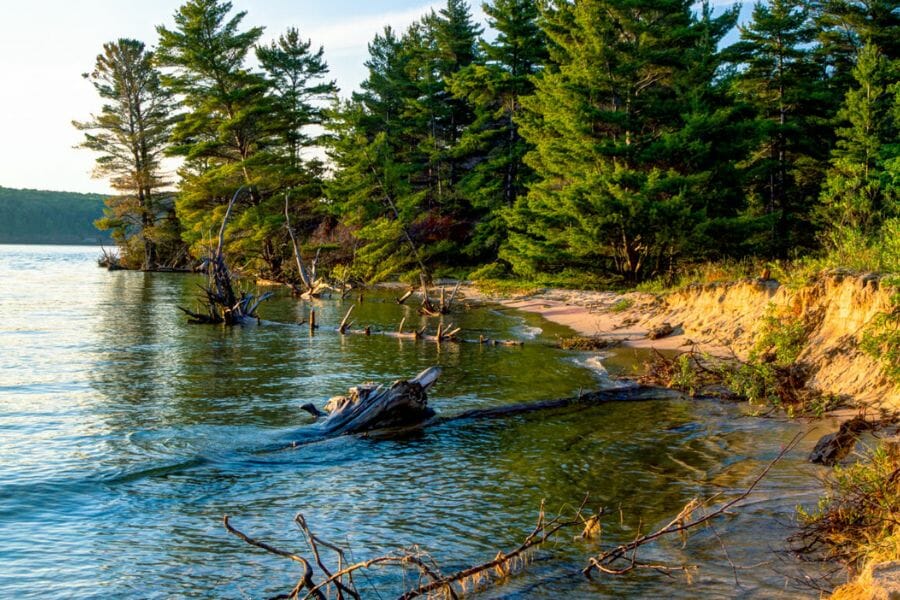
178;188;272;325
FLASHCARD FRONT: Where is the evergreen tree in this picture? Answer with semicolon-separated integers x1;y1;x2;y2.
419;0;483;213
257;28;337;170
729;0;831;255
156;0;272;266
249;28;338;279
503;0;737;282
327;26;433;281
448;0;548;262
73;38;180;269
327;1;484;281
814;0;900;90
819;43;899;238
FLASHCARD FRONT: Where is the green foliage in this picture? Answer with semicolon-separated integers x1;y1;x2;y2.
467;261;509;281
76;0;900;286
753;305;808;366
447;0;546;261
503;0;743;282
155;0;335;279
798;442;900;568
672;354;701;396
73;38;181;269
818;43;899;240
0;187;109;244
721;305;811;409
728;0;831;256
862;277;900;383
326;1;484;282
611;298;634;313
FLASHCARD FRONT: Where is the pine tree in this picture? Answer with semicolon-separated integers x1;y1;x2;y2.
73;38;179;269
419;0;483;213
327;1;484;281
503;0;736;282
729;0;831;255
814;0;900;91
327;26;433;281
156;0;271;265
448;0;548;262
250;28;338;279
819;43;898;238
257;28;338;170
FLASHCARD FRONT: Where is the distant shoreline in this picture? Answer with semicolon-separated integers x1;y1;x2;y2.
0;240;108;246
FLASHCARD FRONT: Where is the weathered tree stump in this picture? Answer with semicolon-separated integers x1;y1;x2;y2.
301;367;441;435
178;188;272;325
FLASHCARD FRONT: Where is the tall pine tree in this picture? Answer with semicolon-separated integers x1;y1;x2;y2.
448;0;548;262
156;0;272;267
729;0;831;255
504;0;737;282
819;43;899;238
74;39;181;270
327;1;484;281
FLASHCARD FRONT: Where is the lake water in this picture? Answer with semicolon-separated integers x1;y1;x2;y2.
0;245;832;598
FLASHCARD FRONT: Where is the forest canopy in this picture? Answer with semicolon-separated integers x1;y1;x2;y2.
0;187;110;244
74;0;900;284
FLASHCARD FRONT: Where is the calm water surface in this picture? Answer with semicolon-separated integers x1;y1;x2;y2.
0;245;831;598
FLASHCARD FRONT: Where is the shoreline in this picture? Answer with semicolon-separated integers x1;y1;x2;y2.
458;275;899;410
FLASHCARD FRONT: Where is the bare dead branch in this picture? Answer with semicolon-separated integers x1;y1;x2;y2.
583;432;805;579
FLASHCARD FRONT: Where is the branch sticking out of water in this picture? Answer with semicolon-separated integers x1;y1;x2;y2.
583;431;805;579
225;434;805;598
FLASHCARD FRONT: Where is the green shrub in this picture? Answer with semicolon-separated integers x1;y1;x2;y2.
796;442;900;569
610;298;634;312
862;278;900;384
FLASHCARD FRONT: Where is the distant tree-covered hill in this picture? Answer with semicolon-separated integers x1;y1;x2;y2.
0;186;112;244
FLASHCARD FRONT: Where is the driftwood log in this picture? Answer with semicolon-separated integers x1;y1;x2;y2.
289;368;680;446
301;367;441;436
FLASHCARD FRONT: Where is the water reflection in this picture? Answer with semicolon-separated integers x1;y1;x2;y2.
0;245;832;598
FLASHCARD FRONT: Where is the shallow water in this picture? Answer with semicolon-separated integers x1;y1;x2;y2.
0;245;832;598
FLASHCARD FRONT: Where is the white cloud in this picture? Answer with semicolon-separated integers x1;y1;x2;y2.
302;4;442;55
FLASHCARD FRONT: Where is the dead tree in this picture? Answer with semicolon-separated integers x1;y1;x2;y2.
178;187;273;325
419;278;462;316
285;193;328;299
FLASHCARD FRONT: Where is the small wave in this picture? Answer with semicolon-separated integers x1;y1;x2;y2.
573;356;632;390
513;324;543;339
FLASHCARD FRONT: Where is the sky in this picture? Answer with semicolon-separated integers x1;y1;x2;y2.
0;0;485;195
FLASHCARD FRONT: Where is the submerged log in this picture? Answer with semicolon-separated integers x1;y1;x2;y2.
291;368;679;445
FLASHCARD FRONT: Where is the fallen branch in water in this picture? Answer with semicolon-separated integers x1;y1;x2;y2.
397;498;593;599
224;499;595;600
231;431;804;597
583;431;804;579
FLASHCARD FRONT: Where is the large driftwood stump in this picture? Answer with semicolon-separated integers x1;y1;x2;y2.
178;188;272;325
301;367;441;435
